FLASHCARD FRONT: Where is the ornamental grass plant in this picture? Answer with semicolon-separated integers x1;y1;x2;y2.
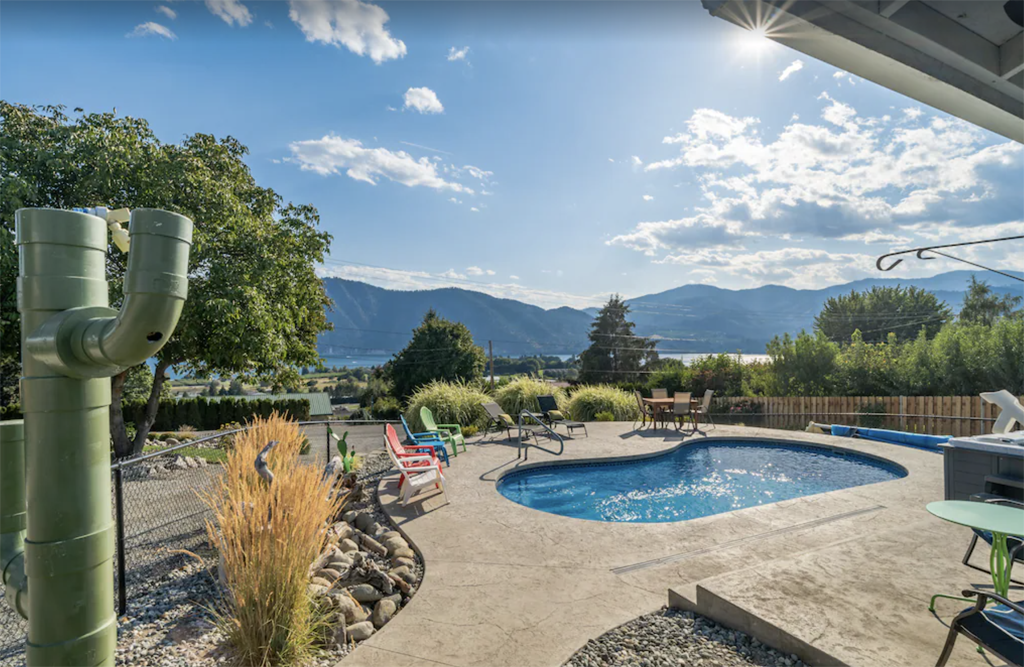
565;385;640;421
494;377;567;416
404;380;491;431
202;413;345;666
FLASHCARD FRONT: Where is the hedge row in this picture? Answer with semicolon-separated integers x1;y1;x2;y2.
122;397;311;432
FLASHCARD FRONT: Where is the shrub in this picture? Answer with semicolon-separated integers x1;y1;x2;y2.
564;385;639;421
404;380;492;432
370;396;402;421
494;377;566;417
202;414;344;666
461;425;479;438
594;411;615;422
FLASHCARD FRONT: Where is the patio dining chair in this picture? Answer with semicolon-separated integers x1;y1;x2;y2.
651;388;668;399
482;401;517;440
693;389;716;429
935;589;1023;667
674;392;695;431
634;390;655;429
420;406;467;456
399;414;450;466
537;395;588;438
385;437;448;507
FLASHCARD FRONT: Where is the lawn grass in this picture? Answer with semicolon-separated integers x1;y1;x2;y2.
142;444;227;464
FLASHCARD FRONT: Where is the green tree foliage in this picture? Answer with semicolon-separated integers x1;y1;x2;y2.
1;102;332;457
765;332;839;396
814;285;951;344
646;354;748;398
958;276;1022;326
578;295;658;383
122;365;173;403
385;310;486;398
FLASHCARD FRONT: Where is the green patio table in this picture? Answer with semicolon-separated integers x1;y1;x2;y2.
927;500;1024;610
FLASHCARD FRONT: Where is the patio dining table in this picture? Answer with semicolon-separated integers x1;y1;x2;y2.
926;500;1024;609
642;397;699;429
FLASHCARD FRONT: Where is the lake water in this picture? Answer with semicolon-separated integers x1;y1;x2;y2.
318;352;770;369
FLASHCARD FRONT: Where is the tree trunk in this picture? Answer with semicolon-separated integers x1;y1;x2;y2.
131;359;173;456
109;371;131;459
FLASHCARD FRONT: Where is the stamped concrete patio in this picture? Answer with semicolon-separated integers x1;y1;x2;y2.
345;423;1016;667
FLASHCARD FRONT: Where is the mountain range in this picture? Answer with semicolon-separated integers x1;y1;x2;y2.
318;270;1023;357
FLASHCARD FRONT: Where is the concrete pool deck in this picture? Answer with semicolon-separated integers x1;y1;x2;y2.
345;423;1016;667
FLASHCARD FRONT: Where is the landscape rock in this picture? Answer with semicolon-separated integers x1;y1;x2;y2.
195;457;208;467
168;456;189;471
332;522;354;541
329;621;347;650
389;566;417;585
348;584;383;602
166;438;181;447
310;577;332;589
382;536;408;554
342;510;358;525
360;535;388;557
354;513;374;532
372;599;396;629
338;538;359;554
383;592;402;609
185;456;200;469
330;593;365;624
347;621;375;642
390;556;415;569
317;568;342;583
391;546;415;560
308;583;329;597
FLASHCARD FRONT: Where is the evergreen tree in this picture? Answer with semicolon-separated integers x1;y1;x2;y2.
578;295;658;383
814;285;950;344
386;310;486;397
958;276;1022;326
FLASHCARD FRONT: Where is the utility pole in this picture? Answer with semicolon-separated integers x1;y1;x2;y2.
489;340;495;391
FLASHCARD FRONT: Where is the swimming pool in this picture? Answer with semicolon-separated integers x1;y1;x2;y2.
497;440;906;523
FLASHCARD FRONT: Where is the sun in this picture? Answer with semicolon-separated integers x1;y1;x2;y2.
736;25;776;57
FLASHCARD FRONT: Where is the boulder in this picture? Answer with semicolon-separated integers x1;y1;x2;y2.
330;593;365;624
310;576;332;588
347;621;375;642
379;531;402;542
168;456;189;471
382;536;408;555
328;554;353;570
366;521;382;537
391;546;415;560
389;566;418;585
333;522;354;541
338;539;359;554
317;568;342;583
349;551;365;567
308;583;330;597
151;464;168;475
185;456;200;469
383;592;402;609
371;599;397;629
354;512;375;532
390;556;415;569
195;457;208;467
348;584;383;602
360;535;388;557
342;510;358;525
329;621;347;650
166;438;181;447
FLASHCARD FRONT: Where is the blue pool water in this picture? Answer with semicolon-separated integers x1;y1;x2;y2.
497;440;906;523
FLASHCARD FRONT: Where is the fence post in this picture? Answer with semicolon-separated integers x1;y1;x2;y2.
899;396;906;432
114;465;127;617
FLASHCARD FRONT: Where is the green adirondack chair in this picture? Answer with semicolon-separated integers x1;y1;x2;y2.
419;407;467;456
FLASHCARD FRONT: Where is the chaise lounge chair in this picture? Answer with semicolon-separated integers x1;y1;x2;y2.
420;406;467;456
935;589;1023;667
399;414;450;466
482;402;517;440
537;395;587;437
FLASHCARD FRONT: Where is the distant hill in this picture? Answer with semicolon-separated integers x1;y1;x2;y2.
318;271;1022;357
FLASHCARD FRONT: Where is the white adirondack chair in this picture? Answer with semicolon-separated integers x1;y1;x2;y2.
386;443;448;507
981;390;1024;434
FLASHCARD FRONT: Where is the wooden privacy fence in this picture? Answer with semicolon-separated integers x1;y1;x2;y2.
709;395;1024;437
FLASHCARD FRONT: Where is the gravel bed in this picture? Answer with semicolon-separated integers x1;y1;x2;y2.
115;451;406;667
565;607;808;667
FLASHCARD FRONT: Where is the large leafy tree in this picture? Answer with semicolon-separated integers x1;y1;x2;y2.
958;276;1022;326
814;285;951;344
578;295;658;383
385;310;486;398
1;102;332;456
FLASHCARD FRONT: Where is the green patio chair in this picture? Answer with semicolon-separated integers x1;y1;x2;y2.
420;406;467;456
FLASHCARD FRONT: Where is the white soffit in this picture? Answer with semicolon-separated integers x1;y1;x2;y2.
703;0;1024;143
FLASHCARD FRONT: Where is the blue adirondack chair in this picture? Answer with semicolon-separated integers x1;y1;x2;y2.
400;414;450;466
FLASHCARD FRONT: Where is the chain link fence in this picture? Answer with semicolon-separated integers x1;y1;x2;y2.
0;420;389;667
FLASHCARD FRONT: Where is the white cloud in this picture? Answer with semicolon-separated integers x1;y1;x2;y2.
778;59;804;82
449;197;462;205
288;0;406;64
447;46;469;62
404;87;444;114
658;247;876;289
902;107;924;121
838;231;913;245
509;275;520;281
440;269;466;280
155;5;177;20
642;195;654;202
466;266;495;276
288;135;475;194
470;207;480;212
631;156;643;167
463;165;492;181
608;214;750;256
127;22;177;39
481;190;493;196
205;0;252;26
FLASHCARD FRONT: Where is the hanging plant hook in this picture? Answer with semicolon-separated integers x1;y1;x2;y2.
876;235;1023;282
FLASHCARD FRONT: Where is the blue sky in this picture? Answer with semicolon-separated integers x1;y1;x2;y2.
3;1;1021;309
